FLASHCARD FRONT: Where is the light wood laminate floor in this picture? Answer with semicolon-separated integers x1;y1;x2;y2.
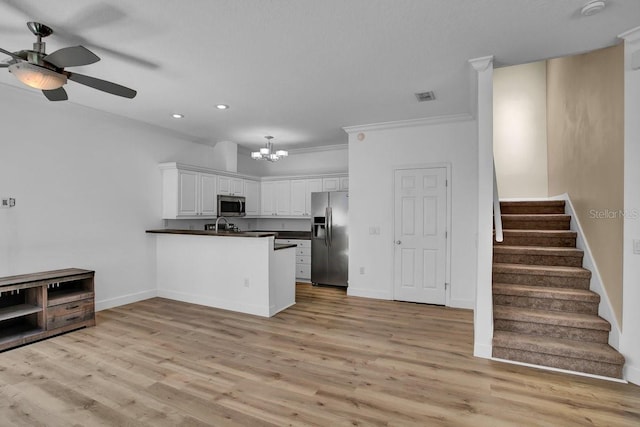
1;283;639;426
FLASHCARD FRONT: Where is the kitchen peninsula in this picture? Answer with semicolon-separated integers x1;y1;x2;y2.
146;229;296;317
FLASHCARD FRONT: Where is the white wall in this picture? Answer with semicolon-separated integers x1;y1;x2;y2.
0;84;231;310
493;61;548;198
345;117;478;308
620;26;640;386
238;145;348;176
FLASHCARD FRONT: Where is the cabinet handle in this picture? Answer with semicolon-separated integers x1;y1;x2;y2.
66;305;80;310
66;316;80;321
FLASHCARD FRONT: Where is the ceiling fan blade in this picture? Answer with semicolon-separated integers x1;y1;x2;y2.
45;46;100;68
0;47;23;61
67;72;136;99
42;87;68;101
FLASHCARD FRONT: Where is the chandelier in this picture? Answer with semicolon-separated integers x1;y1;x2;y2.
251;136;288;162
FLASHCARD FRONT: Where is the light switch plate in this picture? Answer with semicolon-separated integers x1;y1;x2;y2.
633;239;640;255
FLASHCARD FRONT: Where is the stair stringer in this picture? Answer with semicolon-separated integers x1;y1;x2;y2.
549;193;621;350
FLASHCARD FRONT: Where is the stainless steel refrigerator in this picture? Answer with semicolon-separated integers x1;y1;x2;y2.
311;191;348;287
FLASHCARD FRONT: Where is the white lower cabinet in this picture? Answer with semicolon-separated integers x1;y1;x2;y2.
276;239;311;282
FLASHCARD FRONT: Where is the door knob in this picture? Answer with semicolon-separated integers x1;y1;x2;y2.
395;240;402;245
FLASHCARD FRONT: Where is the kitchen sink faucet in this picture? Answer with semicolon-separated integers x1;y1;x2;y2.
214;216;229;232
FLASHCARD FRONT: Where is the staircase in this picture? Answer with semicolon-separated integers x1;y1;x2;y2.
492;200;625;379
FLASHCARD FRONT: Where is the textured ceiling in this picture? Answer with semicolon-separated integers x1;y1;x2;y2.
0;0;638;151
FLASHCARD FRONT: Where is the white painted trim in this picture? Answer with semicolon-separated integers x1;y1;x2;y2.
474;343;493;358
347;287;392;300
391;163;452;306
618;25;640;44
159;161;347;182
96;289;157;311
158;289;272;317
624;363;640;385
343;113;473;134
492;357;627;384
471;54;495;360
549;193;621;350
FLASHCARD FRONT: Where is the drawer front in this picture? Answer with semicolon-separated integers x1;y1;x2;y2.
296;247;311;256
47;298;94;330
296;264;311;279
277;239;310;248
296;255;311;265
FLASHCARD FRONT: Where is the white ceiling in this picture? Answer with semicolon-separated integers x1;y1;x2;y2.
1;1;638;151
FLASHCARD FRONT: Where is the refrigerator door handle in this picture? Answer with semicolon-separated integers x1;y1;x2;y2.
324;207;330;247
328;207;333;247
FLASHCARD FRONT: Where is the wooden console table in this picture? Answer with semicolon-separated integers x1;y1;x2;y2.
0;268;95;352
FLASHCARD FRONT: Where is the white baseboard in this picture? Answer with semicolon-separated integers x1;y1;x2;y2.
346;287;392;300
157;289;271;317
96;289;157;311
492;357;627;384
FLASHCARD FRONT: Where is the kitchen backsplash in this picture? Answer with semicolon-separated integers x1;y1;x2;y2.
164;217;311;232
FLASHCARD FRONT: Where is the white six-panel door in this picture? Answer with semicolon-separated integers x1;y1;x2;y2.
393;167;447;304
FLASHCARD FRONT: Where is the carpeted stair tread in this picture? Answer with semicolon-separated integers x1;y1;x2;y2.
493;331;625;365
493;246;583;257
496;230;578;248
494;305;610;331
492;283;599;302
500;200;566;215
493;263;591;278
501;214;571;231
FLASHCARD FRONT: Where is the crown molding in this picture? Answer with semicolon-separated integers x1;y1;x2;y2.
342;113;474;134
619;26;640;44
469;55;494;72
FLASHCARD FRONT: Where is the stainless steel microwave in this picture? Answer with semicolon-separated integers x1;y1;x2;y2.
217;195;246;217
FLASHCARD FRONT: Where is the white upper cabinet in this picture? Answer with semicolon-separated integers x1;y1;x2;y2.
340;177;349;191
322;177;340;192
244;179;260;216
261;180;291;216
161;166;217;219
218;176;244;196
275;180;291;215
291;179;322;216
200;173;217;216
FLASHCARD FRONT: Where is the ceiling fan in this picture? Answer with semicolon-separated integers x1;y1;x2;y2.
0;22;136;101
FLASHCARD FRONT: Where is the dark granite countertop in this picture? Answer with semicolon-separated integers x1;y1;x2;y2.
146;229;277;238
249;230;312;240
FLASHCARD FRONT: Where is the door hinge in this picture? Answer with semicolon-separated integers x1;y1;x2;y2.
445;231;448;238
445;282;449;289
445;179;448;187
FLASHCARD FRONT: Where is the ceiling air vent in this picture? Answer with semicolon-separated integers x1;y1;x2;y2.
415;91;436;102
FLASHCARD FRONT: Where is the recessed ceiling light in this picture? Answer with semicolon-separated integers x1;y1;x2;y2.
216;104;229;110
172;113;184;119
581;0;606;16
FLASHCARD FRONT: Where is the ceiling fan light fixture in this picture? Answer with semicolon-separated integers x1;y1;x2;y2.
216;104;229;110
8;62;66;90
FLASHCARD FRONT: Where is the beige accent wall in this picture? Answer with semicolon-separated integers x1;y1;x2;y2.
547;44;624;325
494;61;548;198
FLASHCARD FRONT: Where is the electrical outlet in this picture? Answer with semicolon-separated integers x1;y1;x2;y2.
244;278;250;287
359;267;365;274
633;239;640;255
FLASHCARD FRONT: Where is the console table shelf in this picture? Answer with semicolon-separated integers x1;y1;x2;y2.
0;268;95;352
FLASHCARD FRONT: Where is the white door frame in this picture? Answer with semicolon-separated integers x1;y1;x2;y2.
392;163;452;306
